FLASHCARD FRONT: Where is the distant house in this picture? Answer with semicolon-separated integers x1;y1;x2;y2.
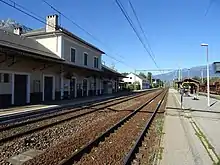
122;73;150;89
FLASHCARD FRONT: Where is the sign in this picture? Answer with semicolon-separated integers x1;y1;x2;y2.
213;62;220;73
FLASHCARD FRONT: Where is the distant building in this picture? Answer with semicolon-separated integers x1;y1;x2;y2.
122;73;150;89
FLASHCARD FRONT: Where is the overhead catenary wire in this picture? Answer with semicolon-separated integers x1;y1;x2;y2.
41;0;128;61
205;0;215;16
0;0;48;26
0;0;134;69
115;0;161;72
128;0;156;59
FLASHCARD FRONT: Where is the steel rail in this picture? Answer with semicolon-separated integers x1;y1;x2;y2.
123;89;168;165
0;92;136;124
0;92;149;131
0;90;158;143
59;90;165;165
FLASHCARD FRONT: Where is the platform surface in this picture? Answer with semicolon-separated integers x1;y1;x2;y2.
159;89;220;165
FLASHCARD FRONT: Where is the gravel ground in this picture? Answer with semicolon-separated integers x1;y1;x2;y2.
0;92;147;142
74;91;164;165
0;91;159;165
132;92;168;165
0;94;131;129
21;90;162;165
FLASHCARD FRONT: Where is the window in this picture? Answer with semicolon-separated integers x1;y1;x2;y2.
70;48;76;63
130;77;132;79
0;73;9;83
4;74;9;83
84;53;88;66
94;57;99;68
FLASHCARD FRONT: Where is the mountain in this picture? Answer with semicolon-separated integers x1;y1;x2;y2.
0;19;32;33
153;63;220;82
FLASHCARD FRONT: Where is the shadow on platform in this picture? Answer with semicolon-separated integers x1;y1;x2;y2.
166;106;220;114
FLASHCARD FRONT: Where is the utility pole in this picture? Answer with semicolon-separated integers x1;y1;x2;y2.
201;43;210;108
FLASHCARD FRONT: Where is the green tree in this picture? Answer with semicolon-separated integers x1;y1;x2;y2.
192;76;201;82
121;72;129;77
147;72;152;85
133;81;140;90
139;72;147;79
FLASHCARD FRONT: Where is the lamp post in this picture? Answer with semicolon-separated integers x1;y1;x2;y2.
201;43;210;107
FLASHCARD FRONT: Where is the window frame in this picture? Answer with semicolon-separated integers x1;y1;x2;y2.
83;52;88;66
70;47;76;63
93;56;99;68
0;73;10;83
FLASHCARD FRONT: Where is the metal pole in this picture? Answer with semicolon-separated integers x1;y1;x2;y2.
206;46;210;107
201;69;204;84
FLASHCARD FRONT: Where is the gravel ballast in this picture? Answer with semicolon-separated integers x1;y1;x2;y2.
0;91;161;164
74;91;164;165
22;90;162;165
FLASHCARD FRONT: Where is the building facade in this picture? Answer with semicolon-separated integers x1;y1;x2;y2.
122;73;150;90
0;14;122;108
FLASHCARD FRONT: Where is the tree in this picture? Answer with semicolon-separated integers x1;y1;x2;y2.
192;76;201;82
121;72;129;77
139;72;147;79
147;72;152;85
133;81;140;90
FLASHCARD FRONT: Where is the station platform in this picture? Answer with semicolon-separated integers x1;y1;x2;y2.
159;89;220;165
199;92;220;100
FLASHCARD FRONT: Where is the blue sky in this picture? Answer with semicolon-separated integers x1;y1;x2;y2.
1;0;220;74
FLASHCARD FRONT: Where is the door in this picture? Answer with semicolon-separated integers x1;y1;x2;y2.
14;74;27;106
44;76;53;101
70;78;76;99
83;79;88;97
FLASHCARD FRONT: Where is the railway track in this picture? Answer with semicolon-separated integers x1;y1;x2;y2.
1;90;164;164
57;89;168;165
0;91;149;125
123;90;167;165
0;90;156;144
11;89;164;165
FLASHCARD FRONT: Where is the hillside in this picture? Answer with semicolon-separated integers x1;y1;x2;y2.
153;63;220;81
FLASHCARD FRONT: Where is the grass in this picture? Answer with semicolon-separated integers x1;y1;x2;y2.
192;121;220;164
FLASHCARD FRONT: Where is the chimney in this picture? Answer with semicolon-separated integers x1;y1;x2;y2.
14;27;22;35
46;14;58;32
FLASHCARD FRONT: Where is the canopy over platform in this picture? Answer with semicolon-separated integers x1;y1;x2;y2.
175;78;200;89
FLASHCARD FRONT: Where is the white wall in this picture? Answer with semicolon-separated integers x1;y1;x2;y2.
123;73;142;83
62;36;102;70
36;36;60;57
122;73;146;89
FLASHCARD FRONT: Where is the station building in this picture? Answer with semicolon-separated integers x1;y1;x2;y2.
0;14;123;108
